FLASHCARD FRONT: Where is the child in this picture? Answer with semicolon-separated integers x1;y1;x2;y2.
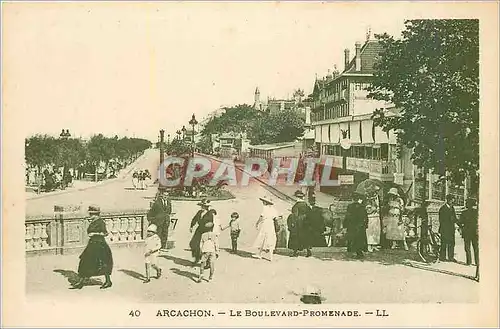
197;231;218;283
223;212;241;253
144;224;162;283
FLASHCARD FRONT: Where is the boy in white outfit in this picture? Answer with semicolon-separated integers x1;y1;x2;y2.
197;230;218;283
144;224;162;283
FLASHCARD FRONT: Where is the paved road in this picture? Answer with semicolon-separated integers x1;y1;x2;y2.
26;151;478;303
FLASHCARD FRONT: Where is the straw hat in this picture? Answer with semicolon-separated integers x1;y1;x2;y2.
388;187;399;196
197;199;211;207
88;205;101;214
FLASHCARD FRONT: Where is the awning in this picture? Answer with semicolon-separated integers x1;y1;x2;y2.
321;125;329;143
330;124;340;144
374;125;388;143
361;120;374;144
349;121;361;144
388;130;398;144
315;126;321;143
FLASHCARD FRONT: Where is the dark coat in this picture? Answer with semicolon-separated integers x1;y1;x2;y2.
343;202;368;253
78;216;113;277
287;201;311;251
148;195;172;248
307;206;327;247
438;204;457;243
459;208;478;240
189;209;215;260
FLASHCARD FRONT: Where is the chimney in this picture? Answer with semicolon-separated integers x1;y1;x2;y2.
344;48;350;70
355;41;362;71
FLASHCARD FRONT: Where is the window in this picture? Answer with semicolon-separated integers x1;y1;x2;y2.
380;143;388;160
448;184;466;206
431;176;446;201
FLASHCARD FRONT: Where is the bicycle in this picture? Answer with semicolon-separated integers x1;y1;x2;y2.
415;222;441;263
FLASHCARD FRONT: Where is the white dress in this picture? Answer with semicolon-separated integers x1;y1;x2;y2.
252;205;278;251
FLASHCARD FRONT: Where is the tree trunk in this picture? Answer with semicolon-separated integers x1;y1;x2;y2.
94;162;98;182
37;165;41;194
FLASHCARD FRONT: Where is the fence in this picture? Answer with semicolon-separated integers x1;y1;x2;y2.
25;207;179;256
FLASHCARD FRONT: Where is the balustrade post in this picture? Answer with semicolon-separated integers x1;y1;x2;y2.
54;205;84;255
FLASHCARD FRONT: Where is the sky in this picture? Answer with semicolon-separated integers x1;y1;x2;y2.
5;2;408;142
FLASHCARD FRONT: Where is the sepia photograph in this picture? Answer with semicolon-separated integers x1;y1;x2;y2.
2;1;499;327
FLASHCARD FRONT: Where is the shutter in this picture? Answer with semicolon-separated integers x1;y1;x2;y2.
321;125;329;143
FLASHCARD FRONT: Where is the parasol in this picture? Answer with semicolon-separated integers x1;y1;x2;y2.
355;178;384;196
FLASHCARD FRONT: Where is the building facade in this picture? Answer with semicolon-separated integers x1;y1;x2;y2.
310;34;471;206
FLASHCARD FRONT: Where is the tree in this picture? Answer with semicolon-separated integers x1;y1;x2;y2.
201;104;260;136
368;19;479;186
249;108;305;145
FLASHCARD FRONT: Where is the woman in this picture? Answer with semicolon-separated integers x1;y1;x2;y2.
365;193;381;252
344;193;368;259
252;195;278;261
71;206;113;289
382;188;407;250
189;199;215;264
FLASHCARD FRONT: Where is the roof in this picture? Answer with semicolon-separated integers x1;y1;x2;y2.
344;40;384;74
249;142;297;151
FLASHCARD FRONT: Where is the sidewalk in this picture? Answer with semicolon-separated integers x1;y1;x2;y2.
25;154;145;200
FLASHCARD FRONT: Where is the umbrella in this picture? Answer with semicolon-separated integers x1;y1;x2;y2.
355;178;384;196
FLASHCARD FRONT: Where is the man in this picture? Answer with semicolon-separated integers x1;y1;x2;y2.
459;198;479;266
307;198;327;247
343;193;368;259
148;186;172;251
288;190;312;257
438;194;458;262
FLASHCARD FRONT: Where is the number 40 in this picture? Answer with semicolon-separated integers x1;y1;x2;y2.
129;310;141;317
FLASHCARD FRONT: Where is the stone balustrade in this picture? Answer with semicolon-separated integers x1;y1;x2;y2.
26;206;178;256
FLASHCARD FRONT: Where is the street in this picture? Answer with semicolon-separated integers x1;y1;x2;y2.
25;150;479;303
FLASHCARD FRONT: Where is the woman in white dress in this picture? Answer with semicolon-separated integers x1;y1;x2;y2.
252;195;278;261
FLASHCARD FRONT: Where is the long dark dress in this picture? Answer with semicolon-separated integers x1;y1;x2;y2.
287;201;310;251
189;209;215;261
343;202;368;254
78;216;113;277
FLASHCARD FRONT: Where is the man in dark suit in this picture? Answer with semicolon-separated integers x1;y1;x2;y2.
438;194;458;262
148;186;172;251
343;193;368;259
459;198;479;266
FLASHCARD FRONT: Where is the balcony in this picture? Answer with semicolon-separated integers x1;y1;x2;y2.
330;157;395;181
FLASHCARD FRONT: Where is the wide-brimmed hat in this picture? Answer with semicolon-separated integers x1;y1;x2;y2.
197;199;211;207
388;188;399;196
147;224;158;233
88;205;100;214
294;190;306;198
259;195;274;205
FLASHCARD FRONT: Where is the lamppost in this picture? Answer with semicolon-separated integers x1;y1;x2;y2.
159;129;165;164
189;114;198;157
176;130;181;140
181;125;187;141
167;134;171;145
